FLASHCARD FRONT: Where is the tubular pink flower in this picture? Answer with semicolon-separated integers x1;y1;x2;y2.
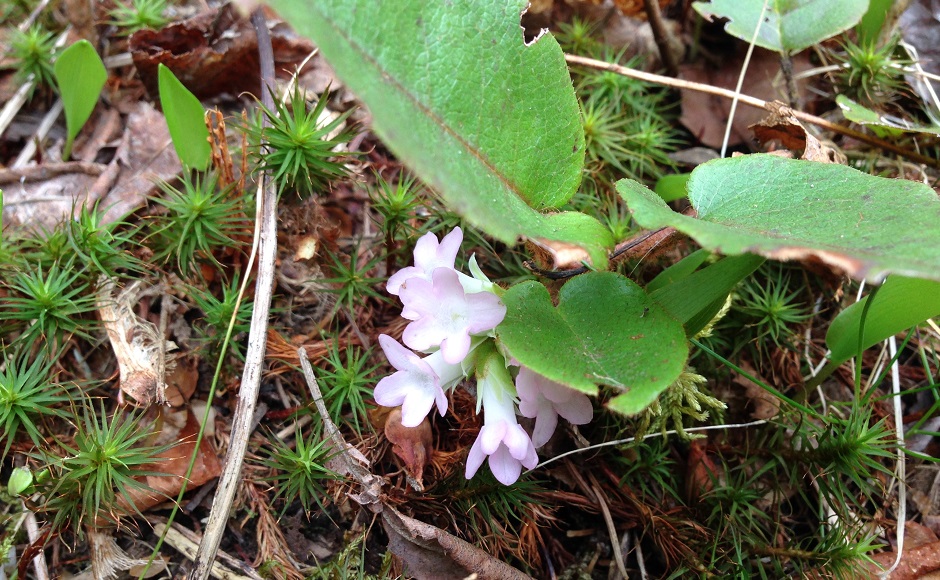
465;351;537;485
386;227;463;295
374;335;466;427
516;366;593;448
399;268;506;364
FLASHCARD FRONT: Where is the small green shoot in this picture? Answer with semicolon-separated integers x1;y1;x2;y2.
109;0;169;34
35;403;170;536
157;63;211;171
65;203;144;277
9;24;58;97
317;341;378;433
54;40;107;161
188;274;254;360
369;173;423;244
261;422;336;515
833;36;910;107
2;260;98;345
0;349;73;458
736;267;811;349
321;244;386;312
149;171;248;278
246;85;356;198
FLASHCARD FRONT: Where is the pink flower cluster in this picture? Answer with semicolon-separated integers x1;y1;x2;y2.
375;228;593;485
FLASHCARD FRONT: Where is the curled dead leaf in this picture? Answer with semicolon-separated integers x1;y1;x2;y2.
97;279;176;405
384;408;433;491
750;102;846;164
382;507;531;580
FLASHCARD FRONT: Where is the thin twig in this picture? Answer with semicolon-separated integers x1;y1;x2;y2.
720;0;768;159
591;480;628;579
881;335;907;579
13;100;63;168
565;54;940;169
188;9;280;580
0;29;69;141
535;419;768;470
643;0;678;77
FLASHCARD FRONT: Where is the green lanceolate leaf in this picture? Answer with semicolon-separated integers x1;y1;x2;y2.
267;0;613;267
692;0;868;54
651;253;765;336
827;276;940;365
617;154;940;283
836;95;940;136
54;40;107;161
497;271;687;415
158;63;210;170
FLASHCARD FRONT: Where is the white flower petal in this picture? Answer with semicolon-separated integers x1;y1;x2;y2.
465;434;487;479
480;422;507;455
386;266;421;296
440;332;472;364
488;445;523;485
402;318;444;352
373;373;412;407
556;392;593;425
530;403;559;448
504;423;536;460
399;388;435;427
378;334;421;372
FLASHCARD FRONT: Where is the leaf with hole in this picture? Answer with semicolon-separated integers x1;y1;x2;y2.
158;63;210;171
497;272;687;415
693;0;868;54
617;154;940;283
267;0;613;267
54;40;106;161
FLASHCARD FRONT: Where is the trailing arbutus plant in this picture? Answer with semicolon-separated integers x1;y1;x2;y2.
266;0;940;486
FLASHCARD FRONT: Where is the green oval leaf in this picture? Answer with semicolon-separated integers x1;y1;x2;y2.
268;0;613;267
157;63;210;171
837;95;940;136
618;155;940;283
693;0;868;54
54;40;107;161
827;276;940;364
497;272;687;415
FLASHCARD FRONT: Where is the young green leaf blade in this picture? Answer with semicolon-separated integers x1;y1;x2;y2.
267;0;613;267
650;253;765;336
617;155;940;283
497;272;687;415
692;0;868;54
826;276;940;365
54;40;107;161
157;63;210;171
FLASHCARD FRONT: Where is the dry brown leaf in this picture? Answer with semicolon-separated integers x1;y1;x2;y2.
98;101;183;224
382;506;532;580
0;162;105;230
129;4;314;100
121;408;222;513
679;49;812;148
98;279;175;405
163;355;199;407
750;101;845;164
384;408;433;491
869;522;940;579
